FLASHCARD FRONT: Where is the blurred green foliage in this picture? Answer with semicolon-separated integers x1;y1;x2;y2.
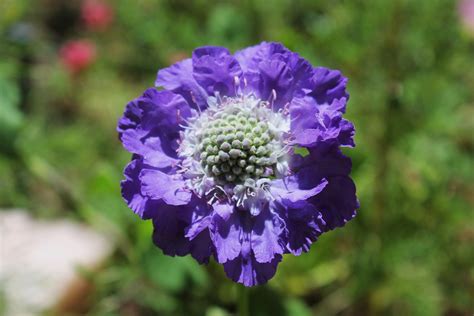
1;0;473;315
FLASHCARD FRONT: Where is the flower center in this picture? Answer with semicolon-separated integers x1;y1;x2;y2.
179;95;290;195
198;109;278;185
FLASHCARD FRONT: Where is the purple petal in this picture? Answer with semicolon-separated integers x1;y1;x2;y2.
117;88;192;168
152;199;213;264
212;201;234;221
338;119;356;147
223;253;282;287
272;201;324;256
184;201;213;240
185;215;212;240
291;128;320;147
292;147;352;179
189;229;213;264
193;46;230;59
250;208;285;263
210;211;242;263
120;158;157;219
289;96;318;133
234;44;265;72
152;206;190;257
283;148;359;232
192;46;242;97
120;133;178;168
253;59;293;108
235;42;313;105
139;169;192;206
289;96;355;148
311;176;359;230
288;148;358;229
309;67;349;105
235;42;293;72
155;58;208;110
270;176;328;204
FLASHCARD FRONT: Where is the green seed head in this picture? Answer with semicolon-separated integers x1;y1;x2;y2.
197;109;279;185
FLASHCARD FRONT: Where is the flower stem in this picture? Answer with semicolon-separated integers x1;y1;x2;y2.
238;285;249;316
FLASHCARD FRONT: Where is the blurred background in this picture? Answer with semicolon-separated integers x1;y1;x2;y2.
0;0;473;315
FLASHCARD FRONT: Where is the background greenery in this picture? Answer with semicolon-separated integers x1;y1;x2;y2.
1;0;473;315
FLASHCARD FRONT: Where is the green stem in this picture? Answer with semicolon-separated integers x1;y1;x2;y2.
238;285;249;316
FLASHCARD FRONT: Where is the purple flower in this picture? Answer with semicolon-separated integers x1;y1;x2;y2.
118;42;359;287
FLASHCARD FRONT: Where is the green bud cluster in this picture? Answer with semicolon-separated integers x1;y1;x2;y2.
197;111;278;184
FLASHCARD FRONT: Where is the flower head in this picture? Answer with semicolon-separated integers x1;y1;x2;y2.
118;42;359;286
81;0;114;31
59;40;96;74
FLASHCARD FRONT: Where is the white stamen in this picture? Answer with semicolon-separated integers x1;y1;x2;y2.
234;76;240;87
177;93;291;207
270;89;277;111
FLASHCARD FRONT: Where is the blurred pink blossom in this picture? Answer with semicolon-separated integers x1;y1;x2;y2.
81;0;114;31
60;40;96;74
458;0;474;33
